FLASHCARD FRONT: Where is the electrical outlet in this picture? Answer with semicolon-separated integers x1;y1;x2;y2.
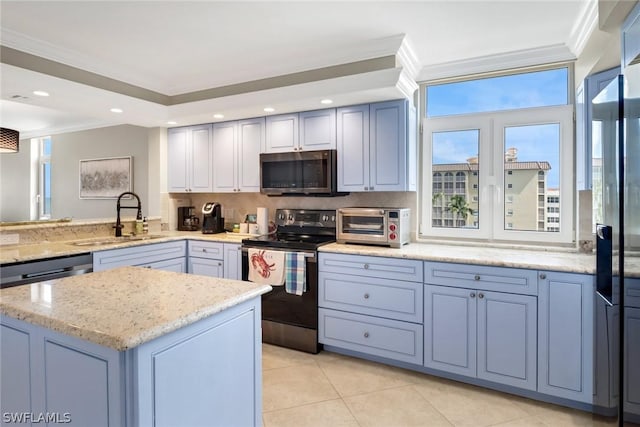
0;234;20;245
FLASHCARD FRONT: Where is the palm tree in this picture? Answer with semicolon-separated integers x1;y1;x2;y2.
446;195;474;227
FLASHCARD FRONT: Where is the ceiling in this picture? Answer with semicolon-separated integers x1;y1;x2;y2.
0;1;594;139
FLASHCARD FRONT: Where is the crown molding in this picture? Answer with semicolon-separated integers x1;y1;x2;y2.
396;35;421;79
567;0;598;58
417;44;576;82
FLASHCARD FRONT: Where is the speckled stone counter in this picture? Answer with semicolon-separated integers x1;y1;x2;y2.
320;242;640;277
0;266;271;350
0;231;245;264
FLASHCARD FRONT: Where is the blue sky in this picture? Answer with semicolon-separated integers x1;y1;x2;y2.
429;68;566;187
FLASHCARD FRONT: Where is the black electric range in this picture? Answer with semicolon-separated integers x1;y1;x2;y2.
241;209;336;353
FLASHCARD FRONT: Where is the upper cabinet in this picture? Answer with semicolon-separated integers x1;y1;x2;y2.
167;124;213;193
212;118;262;193
338;99;416;192
264;109;336;153
264;113;299;153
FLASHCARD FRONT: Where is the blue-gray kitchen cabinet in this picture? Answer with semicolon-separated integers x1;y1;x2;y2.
212;118;262;193
264;113;299;153
188;241;224;278
537;271;594;403
93;241;187;272
299;108;336;150
318;253;424;365
423;262;538;391
337;99;416;192
223;243;242;280
167;124;213;193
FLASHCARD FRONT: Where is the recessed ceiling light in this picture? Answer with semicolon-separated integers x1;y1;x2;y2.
263;107;275;113
213;114;224;119
33;90;49;97
320;99;333;105
110;108;123;113
167;121;177;125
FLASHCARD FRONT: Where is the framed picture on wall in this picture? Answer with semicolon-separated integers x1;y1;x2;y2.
79;156;132;199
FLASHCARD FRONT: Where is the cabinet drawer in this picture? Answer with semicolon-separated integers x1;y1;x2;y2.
319;272;422;323
319;308;423;365
319;253;423;283
93;241;186;271
424;261;537;295
188;241;224;260
140;258;187;273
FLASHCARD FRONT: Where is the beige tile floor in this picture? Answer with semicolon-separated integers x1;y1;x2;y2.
261;344;618;427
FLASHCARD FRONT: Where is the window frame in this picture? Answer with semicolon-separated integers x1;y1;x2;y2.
37;137;52;220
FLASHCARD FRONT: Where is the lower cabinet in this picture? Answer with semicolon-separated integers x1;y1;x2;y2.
423;284;537;391
93;241;187;272
537;271;594;403
188;241;224;278
223;243;241;280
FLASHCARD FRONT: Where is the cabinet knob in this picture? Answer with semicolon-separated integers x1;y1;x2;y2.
218;262;222;266
364;293;370;299
478;293;484;299
203;248;207;252
470;292;476;298
539;273;547;280
370;186;374;190
364;187;369;191
474;275;481;281
364;264;369;270
364;332;370;338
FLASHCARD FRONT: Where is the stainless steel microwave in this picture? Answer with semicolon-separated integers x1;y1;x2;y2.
337;208;410;248
260;149;341;196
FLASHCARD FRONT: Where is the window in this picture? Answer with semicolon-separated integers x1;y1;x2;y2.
38;137;52;219
421;65;573;244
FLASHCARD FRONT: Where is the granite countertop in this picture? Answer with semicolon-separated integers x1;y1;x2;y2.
0;266;271;351
320;242;600;274
0;231;246;264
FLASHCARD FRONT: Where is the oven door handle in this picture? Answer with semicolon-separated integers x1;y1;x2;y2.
241;247;316;261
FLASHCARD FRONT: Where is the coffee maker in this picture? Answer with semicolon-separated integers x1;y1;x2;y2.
177;206;200;231
201;202;224;234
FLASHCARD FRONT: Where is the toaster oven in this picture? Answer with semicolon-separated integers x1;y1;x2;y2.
337;208;410;248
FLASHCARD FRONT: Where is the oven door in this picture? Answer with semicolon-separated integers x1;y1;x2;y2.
337;208;389;245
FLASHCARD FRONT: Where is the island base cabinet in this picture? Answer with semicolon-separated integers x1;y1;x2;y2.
537;271;594;403
424;285;537;391
0;297;262;427
625;307;640;419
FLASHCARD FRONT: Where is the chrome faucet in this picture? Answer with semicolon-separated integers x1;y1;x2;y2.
114;192;142;237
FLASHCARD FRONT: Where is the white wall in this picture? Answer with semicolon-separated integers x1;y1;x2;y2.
0;138;33;221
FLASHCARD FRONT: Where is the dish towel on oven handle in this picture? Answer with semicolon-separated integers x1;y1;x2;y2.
247;248;285;286
285;252;306;295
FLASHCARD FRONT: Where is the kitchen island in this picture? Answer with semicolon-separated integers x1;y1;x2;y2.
0;267;271;427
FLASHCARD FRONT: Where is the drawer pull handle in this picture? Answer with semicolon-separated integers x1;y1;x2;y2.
364;264;369;270
470;292;476;298
203;248;207;253
539;273;547;280
474;275;480;281
478;293;484;299
364;332;370;338
364;293;370;299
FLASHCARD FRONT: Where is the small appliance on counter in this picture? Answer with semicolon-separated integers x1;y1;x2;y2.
177;206;200;231
201;202;224;234
337;208;410;248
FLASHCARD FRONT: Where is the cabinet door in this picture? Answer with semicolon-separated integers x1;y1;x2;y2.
189;124;213;192
538;271;594;402
0;324;32;417
189;257;224;278
167;128;189;192
212;121;238;193
299;109;336;150
265;114;298;153
337;105;370;192
140;258;187;273
369;100;407;191
625;307;640;417
477;291;537;391
223;243;242;280
237;118;263;192
424;285;476;377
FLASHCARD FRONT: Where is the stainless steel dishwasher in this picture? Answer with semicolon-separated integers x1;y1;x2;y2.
1;253;93;288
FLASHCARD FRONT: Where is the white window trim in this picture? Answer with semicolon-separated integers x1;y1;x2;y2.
37;137;51;220
420;105;574;244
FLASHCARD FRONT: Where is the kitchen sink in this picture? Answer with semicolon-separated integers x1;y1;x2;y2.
70;235;165;247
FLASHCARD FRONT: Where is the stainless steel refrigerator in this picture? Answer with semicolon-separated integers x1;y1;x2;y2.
592;47;640;426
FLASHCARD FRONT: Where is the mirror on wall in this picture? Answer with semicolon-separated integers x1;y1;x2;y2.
0;125;151;223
